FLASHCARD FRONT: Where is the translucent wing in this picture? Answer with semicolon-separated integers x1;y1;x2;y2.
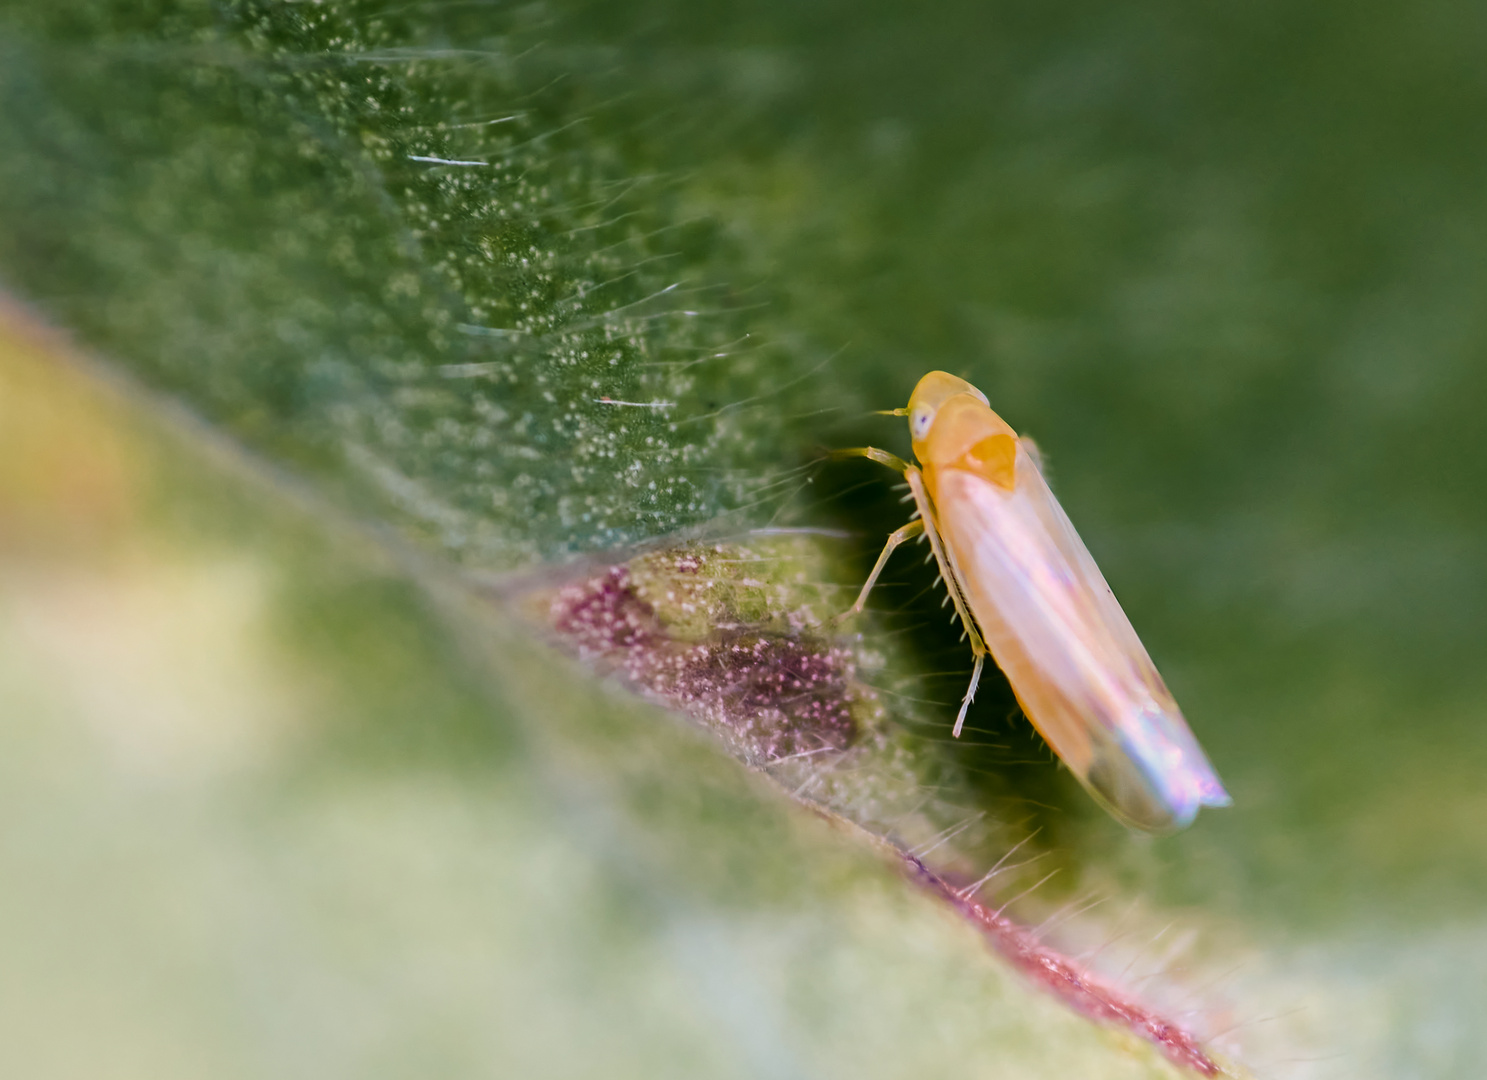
933;448;1230;831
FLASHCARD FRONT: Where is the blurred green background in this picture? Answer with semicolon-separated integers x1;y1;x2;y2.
1;1;1485;1077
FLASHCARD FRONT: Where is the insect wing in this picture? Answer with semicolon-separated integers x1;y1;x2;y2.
933;450;1230;831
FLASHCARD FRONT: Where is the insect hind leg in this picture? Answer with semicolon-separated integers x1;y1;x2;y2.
953;652;986;738
904;468;990;739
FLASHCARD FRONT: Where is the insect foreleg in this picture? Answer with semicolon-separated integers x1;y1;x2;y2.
831;446;913;473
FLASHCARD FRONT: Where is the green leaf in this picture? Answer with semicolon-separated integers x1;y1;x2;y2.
3;1;1487;1077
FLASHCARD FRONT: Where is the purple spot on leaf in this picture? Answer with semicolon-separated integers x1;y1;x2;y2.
550;564;857;760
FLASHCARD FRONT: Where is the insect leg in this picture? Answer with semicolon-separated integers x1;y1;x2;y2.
954;653;985;738
905;468;991;738
837;518;926;619
831;445;913;473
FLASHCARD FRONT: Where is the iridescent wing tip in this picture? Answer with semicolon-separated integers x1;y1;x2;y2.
1086;707;1231;834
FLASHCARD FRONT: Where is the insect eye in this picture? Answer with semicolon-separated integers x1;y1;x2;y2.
910;405;935;439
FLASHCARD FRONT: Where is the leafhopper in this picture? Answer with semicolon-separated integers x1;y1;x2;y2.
843;372;1230;832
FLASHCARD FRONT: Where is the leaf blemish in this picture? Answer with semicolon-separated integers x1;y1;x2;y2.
539;536;1231;1076
549;552;859;762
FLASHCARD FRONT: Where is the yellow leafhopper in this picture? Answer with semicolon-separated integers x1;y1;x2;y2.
842;372;1230;832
